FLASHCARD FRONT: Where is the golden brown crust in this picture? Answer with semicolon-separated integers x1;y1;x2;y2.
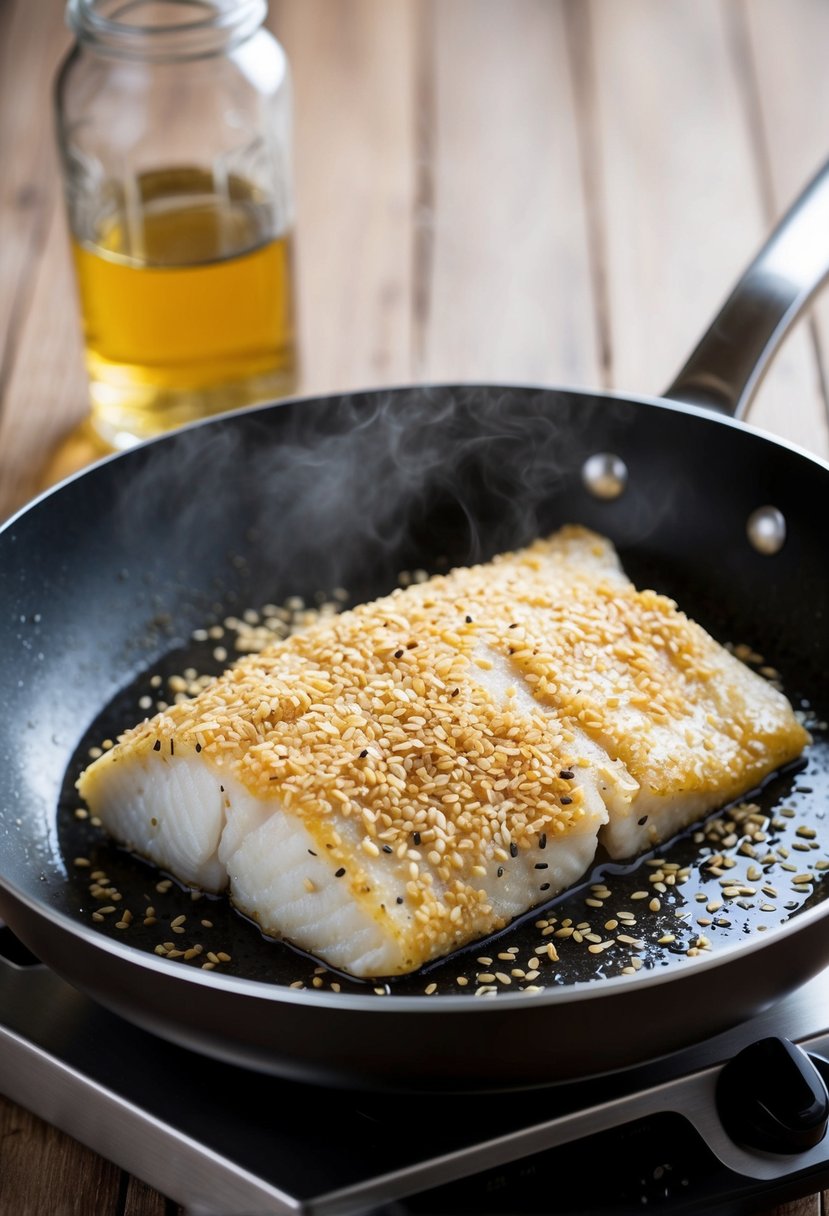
93;525;808;960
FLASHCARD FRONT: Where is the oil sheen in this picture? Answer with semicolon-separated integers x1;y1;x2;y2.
72;168;297;447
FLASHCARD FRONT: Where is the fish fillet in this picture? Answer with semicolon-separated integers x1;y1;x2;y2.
77;526;808;977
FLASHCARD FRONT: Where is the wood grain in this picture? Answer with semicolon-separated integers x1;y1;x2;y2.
123;1176;179;1216
422;0;599;387
757;1199;821;1216
0;196;90;515
0;0;90;519
0;0;71;398
740;0;829;457
270;0;418;396
586;0;826;461
0;1093;121;1216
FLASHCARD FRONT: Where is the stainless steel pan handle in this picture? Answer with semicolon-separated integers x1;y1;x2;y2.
664;157;829;419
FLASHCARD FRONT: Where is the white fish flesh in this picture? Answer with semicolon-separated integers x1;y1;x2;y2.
77;526;809;977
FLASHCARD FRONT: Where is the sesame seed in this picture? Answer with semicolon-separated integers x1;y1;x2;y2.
79;534;814;988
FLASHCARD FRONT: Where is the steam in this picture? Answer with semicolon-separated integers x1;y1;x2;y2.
111;383;623;613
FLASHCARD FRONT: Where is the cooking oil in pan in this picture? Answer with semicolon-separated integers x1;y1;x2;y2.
58;614;829;999
71;168;297;448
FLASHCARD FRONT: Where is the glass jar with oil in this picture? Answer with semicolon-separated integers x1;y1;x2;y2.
55;0;297;449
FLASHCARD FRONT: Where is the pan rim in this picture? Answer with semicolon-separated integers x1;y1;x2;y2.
3;378;828;543
5;875;829;1014
3;381;828;1018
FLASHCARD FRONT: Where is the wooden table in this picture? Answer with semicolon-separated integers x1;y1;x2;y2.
1;1;828;1212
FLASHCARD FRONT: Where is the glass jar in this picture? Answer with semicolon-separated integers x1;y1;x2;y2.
55;0;297;449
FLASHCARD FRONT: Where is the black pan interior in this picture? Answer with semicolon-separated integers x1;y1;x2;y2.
2;384;828;1000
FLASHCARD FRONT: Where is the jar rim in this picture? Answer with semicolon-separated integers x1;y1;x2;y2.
66;0;268;61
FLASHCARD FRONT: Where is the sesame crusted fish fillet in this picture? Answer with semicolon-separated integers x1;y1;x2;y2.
77;526;808;978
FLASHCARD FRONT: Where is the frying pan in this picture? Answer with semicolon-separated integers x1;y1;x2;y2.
1;160;829;1095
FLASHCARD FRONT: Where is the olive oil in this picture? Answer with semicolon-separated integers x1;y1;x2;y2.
71;168;297;447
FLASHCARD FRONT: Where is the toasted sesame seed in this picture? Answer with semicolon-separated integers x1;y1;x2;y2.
80;536;815;988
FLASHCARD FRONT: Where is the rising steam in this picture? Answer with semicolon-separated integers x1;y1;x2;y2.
114;382;625;614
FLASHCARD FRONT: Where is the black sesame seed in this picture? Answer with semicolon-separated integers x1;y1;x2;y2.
465;615;473;624
220;785;224;793
413;831;421;845
170;740;175;755
539;833;547;850
308;849;317;857
540;883;551;891
359;748;368;758
382;844;393;854
561;796;572;805
509;842;518;858
394;649;404;659
509;622;519;629
637;815;649;826
153;739;161;752
195;742;202;753
497;866;504;877
334;867;346;878
396;896;404;904
559;769;574;780
451;688;460;697
534;862;549;870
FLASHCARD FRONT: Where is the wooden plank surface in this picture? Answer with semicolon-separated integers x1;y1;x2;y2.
742;0;829;455
1;2;829;1213
422;0;599;386
272;0;419;396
